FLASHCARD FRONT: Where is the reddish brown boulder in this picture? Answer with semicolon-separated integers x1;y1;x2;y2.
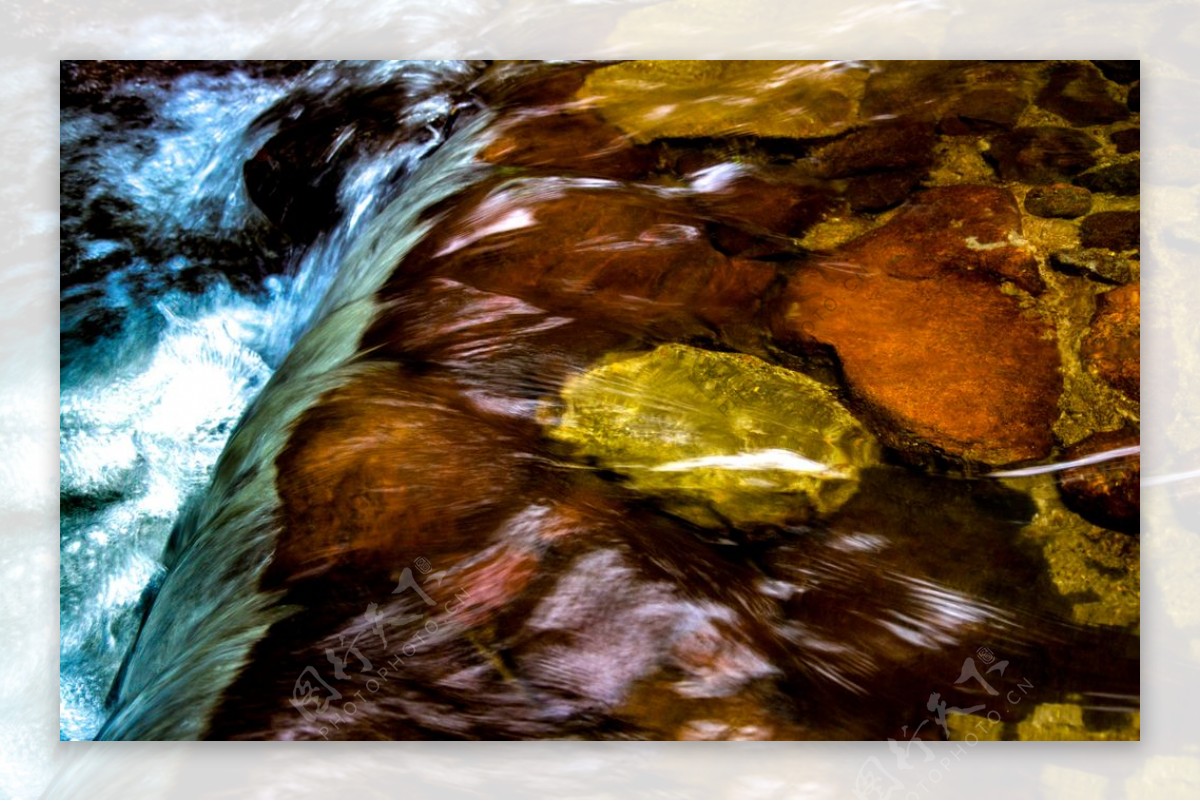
271;366;534;582
1081;283;1140;401
384;179;780;341
478;109;657;180
1080;211;1140;252
810;119;936;178
768;187;1062;466
939;88;1028;134
1056;427;1139;535
832;185;1044;294
985;127;1100;184
1037;61;1130;126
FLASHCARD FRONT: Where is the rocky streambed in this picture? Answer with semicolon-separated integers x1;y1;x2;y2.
63;60;1139;741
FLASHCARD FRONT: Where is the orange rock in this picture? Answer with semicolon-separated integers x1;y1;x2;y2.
768;187;1061;466
834;185;1043;294
1081;283;1139;401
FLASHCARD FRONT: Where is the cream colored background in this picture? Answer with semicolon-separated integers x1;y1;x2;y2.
2;1;1195;797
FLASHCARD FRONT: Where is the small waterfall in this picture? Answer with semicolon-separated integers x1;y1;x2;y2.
59;60;486;741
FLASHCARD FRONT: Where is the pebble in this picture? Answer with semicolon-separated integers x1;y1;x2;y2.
1024;184;1093;218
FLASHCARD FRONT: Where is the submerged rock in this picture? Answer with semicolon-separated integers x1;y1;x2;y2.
545;344;880;529
1081;284;1140;401
769;186;1062;466
1023;184;1093;219
985;126;1100;184
478;108;657;180
1111;128;1140;154
939;88;1028;134
1049;248;1136;285
579;60;869;142
1036;61;1131;126
810;119;936;178
1056;426;1139;535
384;178;780;343
1080;210;1140;252
1074;160;1140;197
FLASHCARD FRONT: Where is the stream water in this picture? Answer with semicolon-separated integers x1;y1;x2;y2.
60;60;1140;742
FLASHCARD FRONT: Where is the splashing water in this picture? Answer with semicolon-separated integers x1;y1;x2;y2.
59;61;482;740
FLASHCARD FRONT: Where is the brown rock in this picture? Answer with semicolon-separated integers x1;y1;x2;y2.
1081;284;1140;401
834;186;1044;294
478;109;657;180
810;119;936;178
1024;184;1093;219
272;366;534;581
768;187;1062;466
691;168;834;247
1080;211;1140;251
384;179;779;342
939;88;1028;134
1111;128;1140;154
985;126;1101;184
1057;427;1139;535
1074;161;1140;197
841;168;925;212
1037;62;1131;125
1128;81;1140;112
1049;249;1136;285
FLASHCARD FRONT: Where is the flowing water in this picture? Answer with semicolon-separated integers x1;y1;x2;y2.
60;60;1140;742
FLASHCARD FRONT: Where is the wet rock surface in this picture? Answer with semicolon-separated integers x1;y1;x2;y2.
985;127;1101;184
1024;184;1093;219
769;186;1061;466
478;109;657;180
1073;160;1140;196
1080;210;1140;252
1049;248;1136;285
1111;127;1140;154
939;88;1027;134
1056;427;1140;535
1037;61;1131;126
545;344;881;529
70;60;1140;743
1081;284;1140;401
580;60;870;142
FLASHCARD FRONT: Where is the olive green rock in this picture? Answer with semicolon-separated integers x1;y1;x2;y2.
579;60;869;143
544;344;880;528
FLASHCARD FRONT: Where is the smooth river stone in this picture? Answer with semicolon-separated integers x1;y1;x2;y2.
386;178;780;342
578;60;869;143
1081;283;1140;401
768;187;1062;466
272;364;535;581
478;108;658;180
1056;426;1139;535
545;344;880;529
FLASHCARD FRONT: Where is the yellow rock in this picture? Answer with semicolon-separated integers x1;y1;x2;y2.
1016;703;1139;741
578;60;869;143
544;344;879;528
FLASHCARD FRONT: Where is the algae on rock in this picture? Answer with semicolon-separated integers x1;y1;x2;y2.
543;344;880;529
